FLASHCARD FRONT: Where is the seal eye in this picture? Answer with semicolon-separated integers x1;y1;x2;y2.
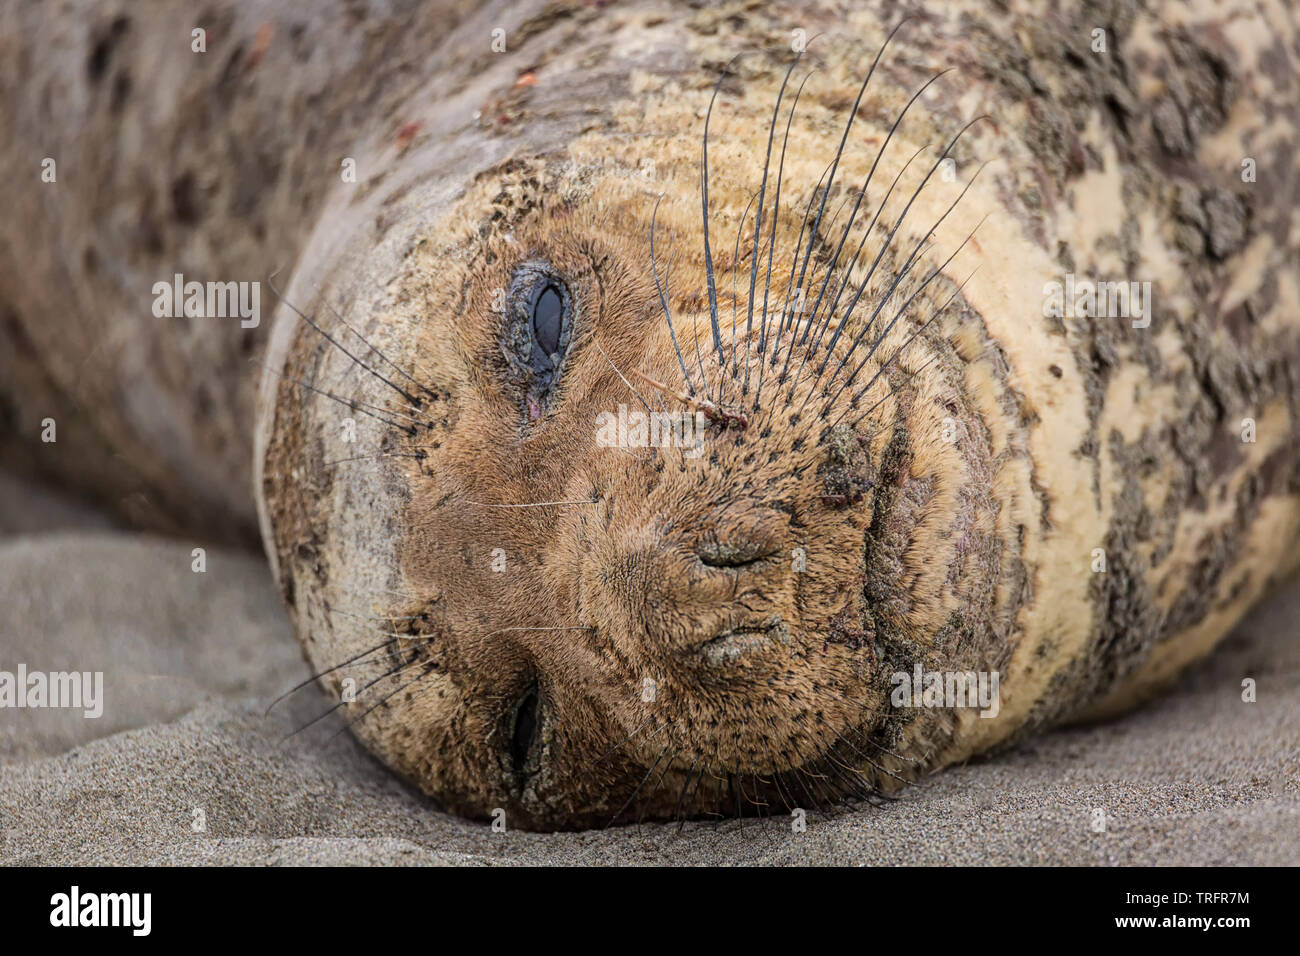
501;262;574;416
509;682;541;778
531;285;563;359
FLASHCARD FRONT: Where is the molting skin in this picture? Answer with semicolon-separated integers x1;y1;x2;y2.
249;1;1300;830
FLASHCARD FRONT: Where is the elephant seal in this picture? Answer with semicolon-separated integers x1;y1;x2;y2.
3;0;1297;830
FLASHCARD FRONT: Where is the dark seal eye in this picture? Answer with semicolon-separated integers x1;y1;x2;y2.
531;285;563;359
509;682;542;780
501;262;574;418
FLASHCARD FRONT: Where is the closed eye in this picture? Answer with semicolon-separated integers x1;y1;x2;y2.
509;682;541;778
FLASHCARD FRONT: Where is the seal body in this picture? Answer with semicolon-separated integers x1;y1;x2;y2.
4;0;1299;829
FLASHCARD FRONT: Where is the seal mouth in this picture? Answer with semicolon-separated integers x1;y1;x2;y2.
696;618;789;667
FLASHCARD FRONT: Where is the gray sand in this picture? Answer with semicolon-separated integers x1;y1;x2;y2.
1;528;1297;865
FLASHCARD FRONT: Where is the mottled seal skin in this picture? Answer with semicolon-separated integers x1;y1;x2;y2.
4;0;1299;830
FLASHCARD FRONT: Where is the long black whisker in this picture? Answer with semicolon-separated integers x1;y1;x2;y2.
768;157;836;374
778;143;930;392
324;451;426;468
783;20;910;361
282;652;430;742
673;761;700;831
753;69;816;410
827;724;915;786
849;352;943;429
731;189;760;381
794;119;989;407
319;294;434;396
796;69;952;359
806;155;989;414
267;270;424;408
608;742;672;828
595;716;661;765
256;361;417;436
740;52;803;398
700;53;747;381
326;661;439;742
650;196;696;396
265;637;398;716
825;253;981;423
636;748;680;826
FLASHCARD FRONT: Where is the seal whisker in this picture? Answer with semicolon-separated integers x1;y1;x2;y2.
323;451;426;468
796;121;990;409
649;195;698;397
805;689;923;764
371;587;418;600
815;177;989;415
635;746;680;826
672;760;699;823
786;764;827;817
812;232;976;421
796;70;952;367
825;261;980;427
267;269;425;408
591;336;653;414
281;652;432;742
699;54;747;388
731;189;760;381
320;294;438;398
630;369;749;429
256;361;418;436
782;19;910;371
763;188;849;398
328;608;424;623
795;142;933;360
826;723;915;786
779;142;932;400
606;741;673;827
594;715;659;764
740;52;804;399
848;352;943;430
264;636;400;716
767;156;835;377
753;68;816;410
325;661;440;742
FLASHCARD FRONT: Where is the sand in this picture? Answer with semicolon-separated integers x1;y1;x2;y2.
2;492;1297;865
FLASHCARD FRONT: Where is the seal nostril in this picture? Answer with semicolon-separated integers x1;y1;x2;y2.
509;682;541;776
697;539;776;568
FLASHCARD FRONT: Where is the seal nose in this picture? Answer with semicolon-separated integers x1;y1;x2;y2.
696;537;777;569
695;504;786;569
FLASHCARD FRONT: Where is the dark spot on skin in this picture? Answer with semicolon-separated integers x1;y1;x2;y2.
171;172;203;225
87;16;130;83
220;45;246;89
110;70;131;113
1049;364;1063;378
137;205;164;256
